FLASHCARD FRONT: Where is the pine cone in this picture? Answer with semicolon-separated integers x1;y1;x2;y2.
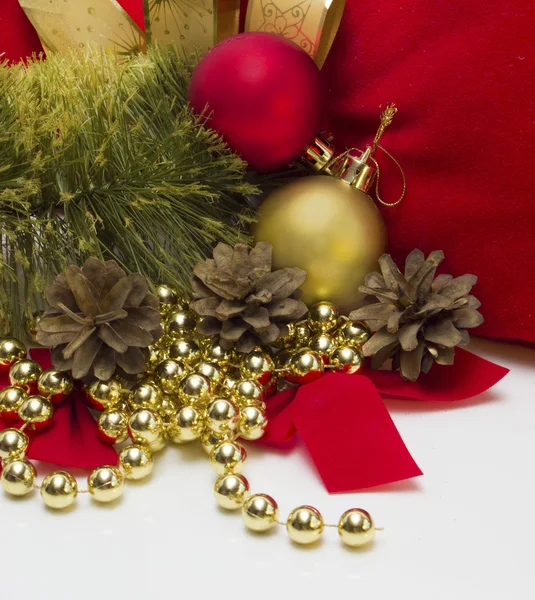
349;250;484;381
190;242;308;352
36;258;162;381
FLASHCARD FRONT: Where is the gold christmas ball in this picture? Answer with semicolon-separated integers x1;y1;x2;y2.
309;334;336;362
286;506;324;545
85;379;123;411
202;341;234;366
210;441;247;475
240;349;274;386
254;176;387;310
0;338;26;370
338;508;375;547
18;395;53;424
196;361;224;390
165;309;197;338
177;373;211;405
294;321;311;347
231;379;265;407
147;345;164;370
159;395;178;417
119;445;154;480
167;405;204;443
88;466;124;503
40;471;77;510
9;359;42;390
155;284;180;312
286;349;324;384
338;319;371;346
0;386;27;419
128;409;166;452
242;494;279;532
128;382;162;411
221;368;241;393
98;409;129;444
271;323;296;349
238;406;268;440
214;473;250;510
153;359;185;394
168;338;201;365
0;428;29;459
1;459;36;496
206;398;239;433
330;345;363;374
201;429;236;455
308;301;339;333
37;369;74;402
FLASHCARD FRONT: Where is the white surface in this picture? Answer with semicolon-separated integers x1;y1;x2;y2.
1;338;534;600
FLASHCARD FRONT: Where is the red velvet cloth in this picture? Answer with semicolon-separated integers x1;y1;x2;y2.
3;0;534;343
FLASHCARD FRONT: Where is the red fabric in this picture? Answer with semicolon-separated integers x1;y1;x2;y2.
264;349;509;492
3;1;535;342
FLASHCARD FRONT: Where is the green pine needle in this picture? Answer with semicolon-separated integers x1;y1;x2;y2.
0;45;258;338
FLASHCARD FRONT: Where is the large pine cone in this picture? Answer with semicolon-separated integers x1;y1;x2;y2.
36;258;162;380
190;242;308;352
350;250;483;381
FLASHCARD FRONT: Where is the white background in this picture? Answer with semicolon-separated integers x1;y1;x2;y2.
1;338;533;600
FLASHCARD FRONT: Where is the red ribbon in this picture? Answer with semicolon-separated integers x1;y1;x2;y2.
0;349;118;470
261;348;509;493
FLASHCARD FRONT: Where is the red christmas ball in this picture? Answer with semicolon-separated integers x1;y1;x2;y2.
188;33;323;172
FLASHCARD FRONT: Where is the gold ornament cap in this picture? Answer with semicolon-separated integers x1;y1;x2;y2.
331;147;377;193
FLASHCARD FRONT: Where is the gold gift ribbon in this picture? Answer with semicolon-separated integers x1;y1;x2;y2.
18;0;241;56
245;0;346;67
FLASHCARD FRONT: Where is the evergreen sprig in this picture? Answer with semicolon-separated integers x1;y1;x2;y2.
0;45;257;337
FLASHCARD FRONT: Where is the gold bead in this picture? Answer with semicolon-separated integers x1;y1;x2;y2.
147;345;164;369
337;320;371;346
40;471;77;510
18;395;53;425
206;398;238;433
98;409;129;444
128;409;166;452
155;284;180;312
238;406;268;440
88;466;124;503
1;459;36;496
128;382;162;411
242;494;279;532
231;379;265;406
167;405;204;443
159;395;178;417
308;301;339;333
177;373;211;405
309;334;335;362
240;349;274;386
37;369;74;402
293;321;311;347
119;445;154;480
85;379;123;411
154;359;185;394
286;506;324;545
221;368;241;393
287;349;324;384
166;309;197;338
330;345;363;374
0;386;27;420
202;341;234;366
0;338;26;370
168;338;201;365
0;428;29;459
196;362;224;389
338;508;375;547
210;441;246;475
9;359;42;390
201;429;235;454
214;473;250;510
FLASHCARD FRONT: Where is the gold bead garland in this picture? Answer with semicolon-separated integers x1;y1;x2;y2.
0;293;379;548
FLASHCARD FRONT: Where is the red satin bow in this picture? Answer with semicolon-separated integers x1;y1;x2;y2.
261;348;509;493
0;349;118;469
